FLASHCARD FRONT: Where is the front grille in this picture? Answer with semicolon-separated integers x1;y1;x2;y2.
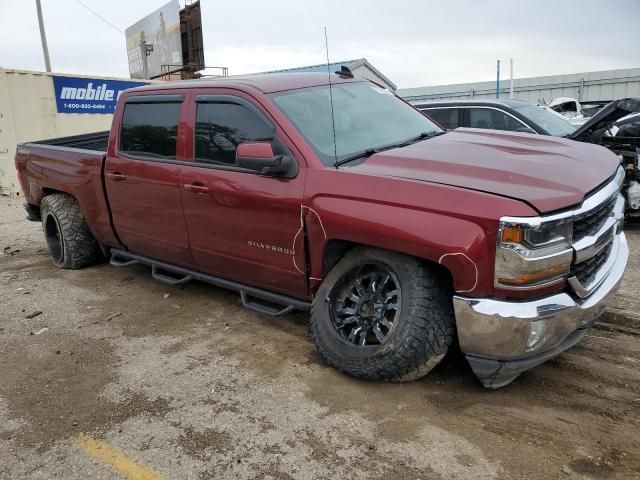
571;241;613;287
573;195;616;242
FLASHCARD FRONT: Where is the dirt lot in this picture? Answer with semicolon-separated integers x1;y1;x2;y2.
0;196;639;480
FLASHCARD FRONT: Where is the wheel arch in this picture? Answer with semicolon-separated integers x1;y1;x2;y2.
36;185;118;248
304;199;492;296
320;239;454;290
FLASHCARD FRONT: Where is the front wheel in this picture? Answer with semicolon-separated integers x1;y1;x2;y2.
311;247;456;382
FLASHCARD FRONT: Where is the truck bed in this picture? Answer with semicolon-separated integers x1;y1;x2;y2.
15;131;119;247
28;131;110;152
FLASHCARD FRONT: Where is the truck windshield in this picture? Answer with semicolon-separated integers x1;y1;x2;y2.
271;82;441;166
513;105;577;137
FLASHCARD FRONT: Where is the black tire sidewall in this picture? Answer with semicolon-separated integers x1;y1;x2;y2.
43;210;65;267
41;198;67;268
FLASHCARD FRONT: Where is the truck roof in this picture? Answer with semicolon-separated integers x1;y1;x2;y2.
126;72;363;95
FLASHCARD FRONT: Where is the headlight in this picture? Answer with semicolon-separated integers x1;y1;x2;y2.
495;217;573;289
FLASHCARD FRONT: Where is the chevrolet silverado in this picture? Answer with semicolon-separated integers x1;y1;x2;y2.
15;72;629;388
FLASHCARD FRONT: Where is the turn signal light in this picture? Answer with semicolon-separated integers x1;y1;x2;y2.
501;227;523;243
498;264;569;287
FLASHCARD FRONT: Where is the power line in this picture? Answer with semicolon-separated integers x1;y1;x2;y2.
72;0;124;34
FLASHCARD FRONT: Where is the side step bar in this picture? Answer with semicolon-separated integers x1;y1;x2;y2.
109;249;311;316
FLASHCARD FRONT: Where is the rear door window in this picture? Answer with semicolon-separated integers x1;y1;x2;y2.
120;102;181;159
422;108;460;129
468;107;525;131
195;102;274;165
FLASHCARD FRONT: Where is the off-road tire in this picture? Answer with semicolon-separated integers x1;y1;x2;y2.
40;193;101;269
311;247;455;382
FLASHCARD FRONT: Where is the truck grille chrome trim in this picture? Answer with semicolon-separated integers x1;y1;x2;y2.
573;194;617;242
569;234;620;299
573;241;614;287
572;197;621;265
568;186;625;298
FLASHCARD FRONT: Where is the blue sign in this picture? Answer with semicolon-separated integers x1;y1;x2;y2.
52;76;149;114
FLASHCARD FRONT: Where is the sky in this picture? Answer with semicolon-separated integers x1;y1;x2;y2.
1;0;639;89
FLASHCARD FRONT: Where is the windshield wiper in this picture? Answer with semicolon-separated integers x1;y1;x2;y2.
334;148;378;167
334;131;446;168
393;130;446;148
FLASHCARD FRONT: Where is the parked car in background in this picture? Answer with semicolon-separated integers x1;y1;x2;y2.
546;97;590;126
544;97;611;126
15;73;629;388
418;98;640;217
416;99;577;136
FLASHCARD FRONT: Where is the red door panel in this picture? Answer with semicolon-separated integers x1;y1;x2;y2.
180;167;307;296
105;157;193;266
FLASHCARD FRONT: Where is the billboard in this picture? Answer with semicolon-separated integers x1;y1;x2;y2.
52;76;148;114
125;0;183;79
180;1;205;72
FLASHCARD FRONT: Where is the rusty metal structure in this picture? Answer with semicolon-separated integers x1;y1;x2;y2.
152;1;228;81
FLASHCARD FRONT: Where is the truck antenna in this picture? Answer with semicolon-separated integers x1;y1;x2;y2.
324;27;339;169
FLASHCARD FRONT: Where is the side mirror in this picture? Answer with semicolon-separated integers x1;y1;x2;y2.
236;142;292;176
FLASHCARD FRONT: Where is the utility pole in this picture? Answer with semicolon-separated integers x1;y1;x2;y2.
496;60;500;99
509;58;514;99
35;0;51;72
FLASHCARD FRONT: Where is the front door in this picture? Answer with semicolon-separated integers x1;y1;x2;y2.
180;91;308;298
105;92;193;266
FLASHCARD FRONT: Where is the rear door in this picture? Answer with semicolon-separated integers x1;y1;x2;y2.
180;90;308;297
420;107;462;130
105;91;193;266
466;106;530;132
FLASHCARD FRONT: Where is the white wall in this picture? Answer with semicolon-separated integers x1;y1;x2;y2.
399;68;640;105
0;69;132;195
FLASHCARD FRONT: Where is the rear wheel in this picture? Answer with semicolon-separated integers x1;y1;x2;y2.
40;193;101;269
311;247;456;381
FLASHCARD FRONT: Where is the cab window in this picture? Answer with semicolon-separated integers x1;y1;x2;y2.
195;102;274;165
120;102;181;159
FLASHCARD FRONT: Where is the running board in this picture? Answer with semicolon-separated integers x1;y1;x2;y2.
108;249;310;316
110;252;139;267
151;265;192;286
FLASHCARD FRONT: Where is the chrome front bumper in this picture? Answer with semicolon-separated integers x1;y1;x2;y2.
453;232;629;388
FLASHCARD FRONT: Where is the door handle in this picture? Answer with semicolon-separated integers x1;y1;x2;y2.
107;172;127;182
184;183;210;194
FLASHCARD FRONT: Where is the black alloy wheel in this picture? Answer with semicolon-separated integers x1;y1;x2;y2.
329;263;401;347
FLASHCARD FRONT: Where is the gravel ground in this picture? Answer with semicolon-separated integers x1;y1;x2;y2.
0;195;639;480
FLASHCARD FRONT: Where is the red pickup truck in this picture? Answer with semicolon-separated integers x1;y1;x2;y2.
15;72;629;388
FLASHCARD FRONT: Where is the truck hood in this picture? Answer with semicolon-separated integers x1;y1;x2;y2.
568;98;640;140
353;128;620;213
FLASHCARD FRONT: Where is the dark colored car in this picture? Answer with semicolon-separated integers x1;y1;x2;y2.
14;73;628;388
416;99;577;136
